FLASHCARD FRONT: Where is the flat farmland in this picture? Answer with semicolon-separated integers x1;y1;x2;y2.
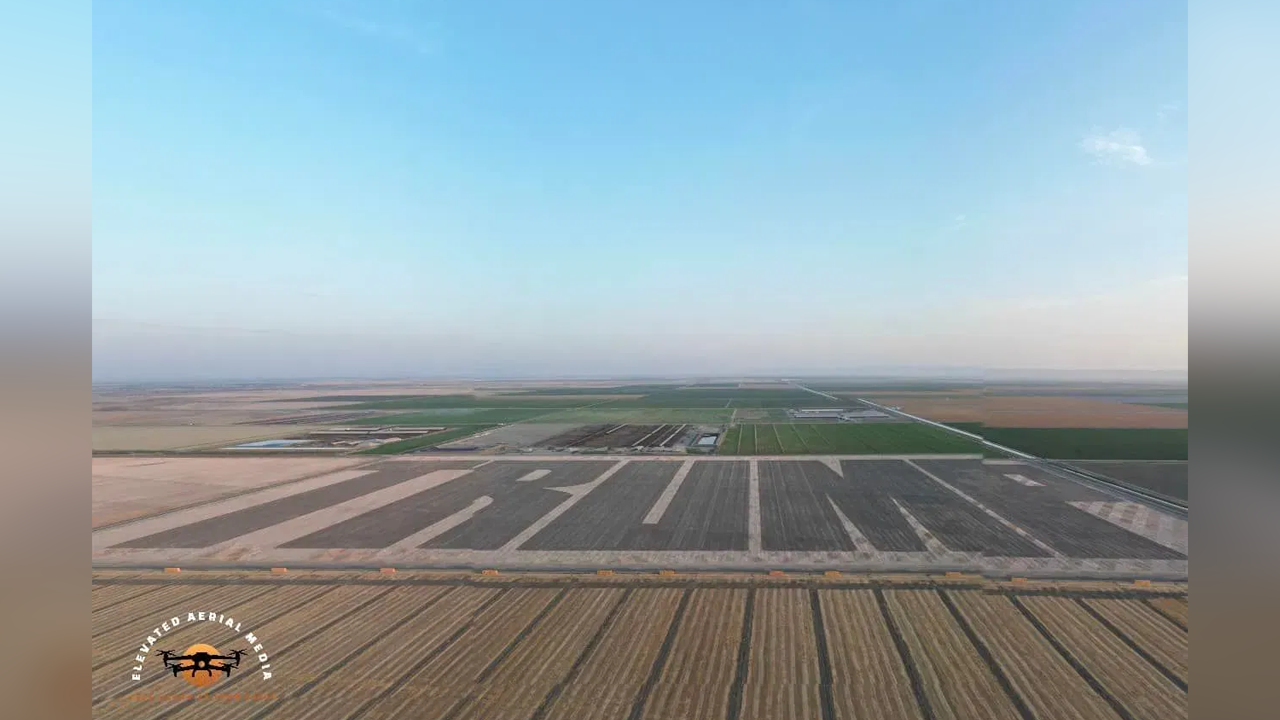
93;573;1187;720
346;408;557;425
720;423;986;455
92;456;367;528
356;426;499;454
315;395;602;411
855;394;1188;429
94;457;1186;576
974;428;1188;460
1066;461;1189;501
530;407;734;424
540;424;691;450
92;426;316;452
600;388;846;408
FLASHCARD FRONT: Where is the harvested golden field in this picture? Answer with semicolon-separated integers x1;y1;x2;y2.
857;395;1188;428
92;456;367;527
93;572;1187;720
92;425;320;451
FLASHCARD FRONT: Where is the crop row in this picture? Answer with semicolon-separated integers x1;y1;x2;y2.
1016;596;1187;720
719;423;986;455
356;425;498;455
93;584;1188;720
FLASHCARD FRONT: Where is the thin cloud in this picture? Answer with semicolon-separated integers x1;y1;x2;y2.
1156;103;1179;123
1079;128;1152;167
319;8;439;57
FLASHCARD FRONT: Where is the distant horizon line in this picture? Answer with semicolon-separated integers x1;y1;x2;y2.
92;369;1189;387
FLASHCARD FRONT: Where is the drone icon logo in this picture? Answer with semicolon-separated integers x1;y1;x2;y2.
158;643;244;688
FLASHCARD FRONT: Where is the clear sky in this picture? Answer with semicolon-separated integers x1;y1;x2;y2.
93;0;1187;380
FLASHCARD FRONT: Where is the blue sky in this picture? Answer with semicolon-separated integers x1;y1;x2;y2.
93;1;1187;379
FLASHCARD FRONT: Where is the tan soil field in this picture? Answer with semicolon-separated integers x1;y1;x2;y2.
92;457;366;527
859;395;1188;428
92;573;1187;720
92;425;321;451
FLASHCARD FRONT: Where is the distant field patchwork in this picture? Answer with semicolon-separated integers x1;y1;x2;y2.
356;425;498;455
531;407;735;424
973;428;1188;460
719;423;985;455
599;389;846;408
347;408;556;425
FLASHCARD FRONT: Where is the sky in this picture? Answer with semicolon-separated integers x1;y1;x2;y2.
92;0;1187;380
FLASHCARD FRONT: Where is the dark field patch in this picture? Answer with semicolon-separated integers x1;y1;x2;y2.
759;461;864;551
357;426;498;454
599;389;846;408
321;395;597;410
719;423;985;455
528;460;751;551
113;462;480;548
977;428;1188;460
278;461;616;549
541;424;691;449
842;460;1048;556
348;409;553;426
913;460;1186;559
1065;461;1189;502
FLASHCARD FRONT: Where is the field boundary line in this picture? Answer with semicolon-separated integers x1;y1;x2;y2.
91;458;386;533
724;588;756;720
89;583;171;616
91;583;278;642
793;424;814;454
213;467;481;550
904;460;1065;559
475;588;569;684
530;588;634;720
387;496;494;550
643;460;695;525
892;500;949;554
626;588;693;720
808;590;837;720
237;587;461;720
94;584;339;678
1074;598;1187;692
826;497;876;552
1008;596;1137;720
938;591;1036;720
104;585;400;711
875;588;936;720
747;461;762;553
1142;598;1188;631
345;588;511;720
499;460;631;551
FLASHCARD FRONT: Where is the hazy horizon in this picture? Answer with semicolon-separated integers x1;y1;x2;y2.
94;2;1186;380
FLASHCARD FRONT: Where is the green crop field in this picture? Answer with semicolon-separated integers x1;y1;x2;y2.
974;428;1188;460
718;425;742;453
529;407;735;424
347;408;556;426
356;425;498;455
802;381;981;392
494;385;685;396
319;394;600;410
600;388;843;408
752;424;783;453
792;423;835;452
772;423;810;453
719;423;986;455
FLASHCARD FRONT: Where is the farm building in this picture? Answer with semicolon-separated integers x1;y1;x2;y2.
838;409;891;420
788;408;847;419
